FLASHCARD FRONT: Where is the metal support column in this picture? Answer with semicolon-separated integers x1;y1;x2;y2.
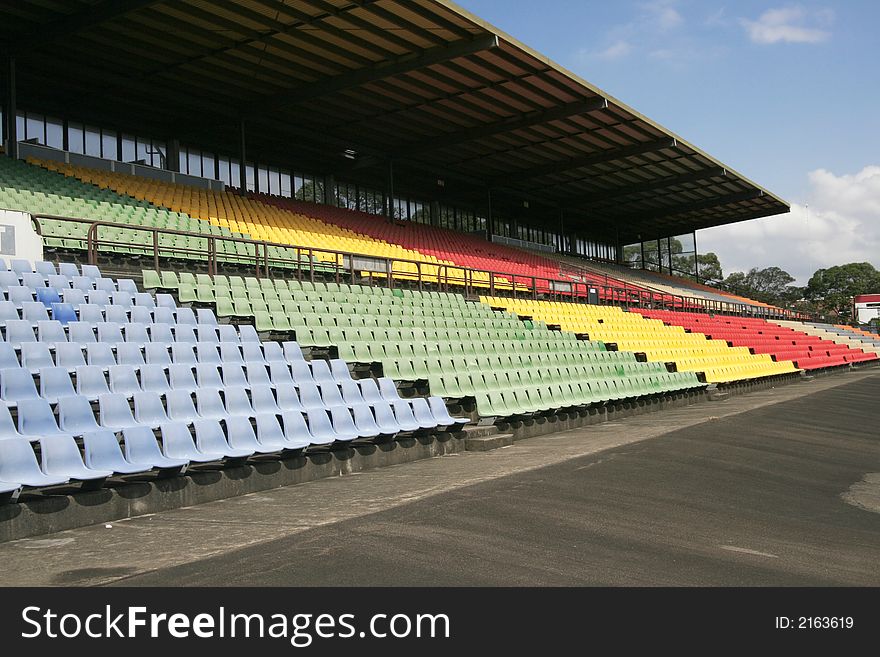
4;56;16;159
238;118;247;193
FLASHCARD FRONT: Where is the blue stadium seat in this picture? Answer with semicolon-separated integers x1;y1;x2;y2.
217;324;239;342
0;301;20;325
76;304;104;326
239;325;260;343
218;343;243;364
35;287;62;307
97;322;124;344
40;435;112;485
69;322;97;344
61;288;86;306
80;264;101;280
0;439;69;487
245;363;271;387
134;293;155;308
268;362;293;386
328;405;363;440
58;263;79;278
197;309;218;326
0;368;40;405
72;276;93;291
220;364;247;387
86;342;116;367
0;344;19;370
108;364;141;396
165;389;200;422
352;404;385;438
96;278;117;293
281;340;305;363
192;419;253;459
117;279;138;294
148;322;174;344
175;308;197;325
10;259;32;275
195;387;228;419
171;342;197;364
305;409;346;445
35;261;57;277
130;306;153;324
297;382;326;411
39;366;77;403
104;306;128;324
278;410;312;449
75;365;111;400
115;343;146;367
330;359;352;382
47;274;70;289
37;319;67;343
155;294;176;309
86;290;110;306
133;391;170;428
139;365;170;394
241;342;266;364
50;302;77;325
223;386;253;416
410;397;440;429
5;319;37;348
310;360;335;386
57;395;101;435
389;400;423;432
144;343;171;366
122;426;188;472
254;413;300;450
16;398;68;437
250;385;281;414
428;396;469;426
82;430;153;475
55;343;86;369
195;326;218;343
111;292;133;308
224;415;283;454
262;341;285;363
275;384;304;412
0;271;20;289
99;393;137;431
339;379;366;406
123;322;150;346
195;343;220;364
7;286;35;306
0;404;22;440
173;325;198;343
161;422;226;463
21;272;45;289
20;342;54;373
152;307;175;325
290;360;313;384
318;382;346;407
22;301;50;323
168;364;198;391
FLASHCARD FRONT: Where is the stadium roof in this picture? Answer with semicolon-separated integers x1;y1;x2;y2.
0;0;790;244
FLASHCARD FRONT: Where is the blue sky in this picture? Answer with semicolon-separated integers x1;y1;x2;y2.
457;0;880;282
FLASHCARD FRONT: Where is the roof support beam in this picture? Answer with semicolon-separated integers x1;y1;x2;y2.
2;0;162;55
564;167;729;206
244;34;500;114
493;137;678;184
392;97;609;156
618;189;765;224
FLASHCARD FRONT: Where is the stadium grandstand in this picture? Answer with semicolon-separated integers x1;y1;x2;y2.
0;0;876;509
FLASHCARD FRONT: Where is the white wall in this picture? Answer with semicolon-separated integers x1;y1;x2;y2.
0;209;45;266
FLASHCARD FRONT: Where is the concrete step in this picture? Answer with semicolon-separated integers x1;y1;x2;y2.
463;425;514;451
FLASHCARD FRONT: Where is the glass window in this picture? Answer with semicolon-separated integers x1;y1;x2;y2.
188;150;201;176
281;171;291;197
46;117;63;149
68;122;84;153
136;138;150;164
101;129;117;160
230;160;240;188
122;135;135;162
245;164;255;192
202;152;214;178
25;113;45;143
85;126;101;157
258;166;269;194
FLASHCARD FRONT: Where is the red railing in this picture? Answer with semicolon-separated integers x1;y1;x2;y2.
30;214;807;320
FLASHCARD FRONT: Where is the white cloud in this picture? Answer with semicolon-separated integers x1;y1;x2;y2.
741;6;832;44
596;40;633;60
698;166;880;284
641;0;683;31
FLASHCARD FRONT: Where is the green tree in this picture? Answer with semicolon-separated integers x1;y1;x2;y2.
721;266;802;306
696;252;723;283
805;262;880;317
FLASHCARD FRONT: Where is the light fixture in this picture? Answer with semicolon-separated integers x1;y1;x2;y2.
342;149;357;160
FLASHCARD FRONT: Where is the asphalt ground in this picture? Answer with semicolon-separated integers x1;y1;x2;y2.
1;369;877;586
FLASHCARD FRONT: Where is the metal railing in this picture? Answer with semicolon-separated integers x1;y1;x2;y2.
29;213;808;320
